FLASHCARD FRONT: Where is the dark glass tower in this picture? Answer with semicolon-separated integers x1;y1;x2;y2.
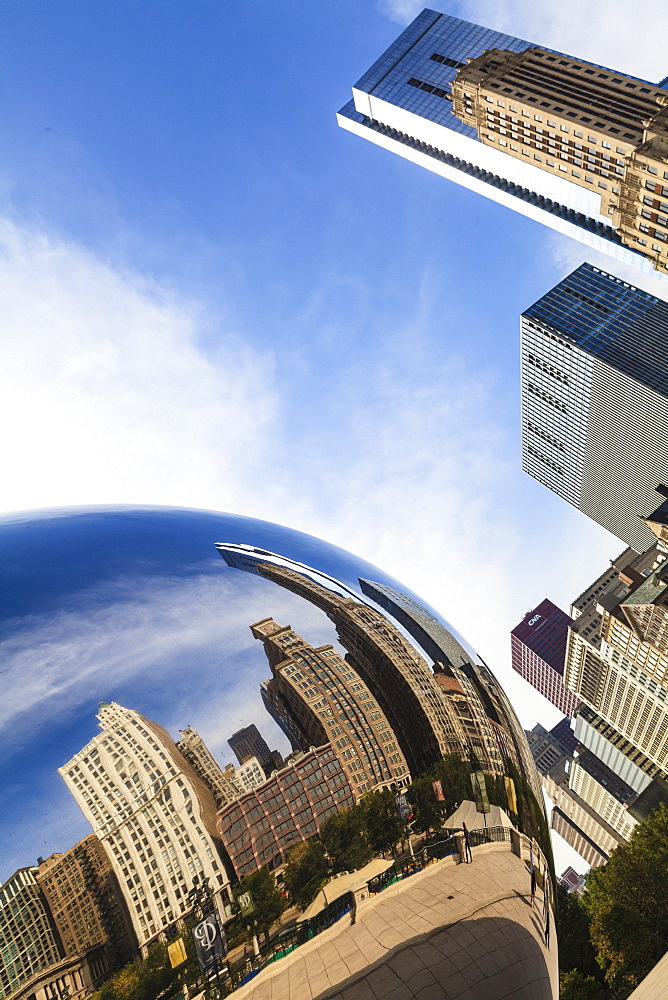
227;724;273;769
520;262;668;550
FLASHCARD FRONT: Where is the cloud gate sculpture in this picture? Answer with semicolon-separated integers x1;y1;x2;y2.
0;506;557;1000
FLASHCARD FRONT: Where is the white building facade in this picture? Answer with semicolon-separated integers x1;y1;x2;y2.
59;703;233;951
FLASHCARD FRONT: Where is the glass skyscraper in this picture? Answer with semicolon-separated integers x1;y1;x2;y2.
520;262;668;551
338;8;668;275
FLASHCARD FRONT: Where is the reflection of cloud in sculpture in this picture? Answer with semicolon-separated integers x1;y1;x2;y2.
0;569;332;876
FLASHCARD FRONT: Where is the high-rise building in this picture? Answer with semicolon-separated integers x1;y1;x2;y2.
252;617;409;797
246;562;481;778
227;724;274;773
566;748;638;840
216;745;355;878
176;726;241;808
572;706;658;796
0;868;64;1000
525;719;576;777
646;487;668;554
59;703;234;951
565;545;668;772
338;9;668;275
544;771;626;867
511;599;580;715
520;263;668;551
359;577;539;792
36;835;137;979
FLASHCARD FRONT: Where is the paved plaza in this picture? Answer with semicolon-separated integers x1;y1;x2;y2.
233;845;558;1000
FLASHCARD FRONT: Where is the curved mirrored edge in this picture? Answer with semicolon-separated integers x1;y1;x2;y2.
0;506;557;1000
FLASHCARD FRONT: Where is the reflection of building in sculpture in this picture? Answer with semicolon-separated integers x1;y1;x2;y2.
228;724;279;776
36;834;138;979
511;599;580;716
358;578;527;780
0;868;64;1000
564;544;668;772
176;726;241;808
234;756;267;793
216;745;354;878
521;265;668;550
59;703;234;952
252;618;409;797
248;563;476;778
338;9;664;275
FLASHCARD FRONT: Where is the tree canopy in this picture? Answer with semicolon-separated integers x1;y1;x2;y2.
233;865;287;943
282;840;329;910
580;802;668;994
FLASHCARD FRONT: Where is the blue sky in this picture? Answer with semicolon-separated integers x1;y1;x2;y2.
1;0;667;873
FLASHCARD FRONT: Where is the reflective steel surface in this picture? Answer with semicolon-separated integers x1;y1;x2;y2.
0;506;557;999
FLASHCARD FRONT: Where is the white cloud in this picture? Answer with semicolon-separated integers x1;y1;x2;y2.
459;1;666;82
0;212;619;741
376;0;424;26
0;219;279;514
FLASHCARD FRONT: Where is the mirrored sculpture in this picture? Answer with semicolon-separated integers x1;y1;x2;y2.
0;506;558;999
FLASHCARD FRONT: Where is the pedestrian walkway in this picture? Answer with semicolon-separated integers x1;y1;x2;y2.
230;845;558;1000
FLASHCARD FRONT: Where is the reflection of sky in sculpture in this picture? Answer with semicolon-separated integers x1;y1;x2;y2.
0;505;489;882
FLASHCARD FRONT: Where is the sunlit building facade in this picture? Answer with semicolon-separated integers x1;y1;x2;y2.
338;9;668;274
216;745;355;878
0;868;63;1000
252;617;409;796
59;703;234;951
36;835;137;980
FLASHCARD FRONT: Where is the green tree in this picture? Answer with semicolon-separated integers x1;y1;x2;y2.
320;807;372;873
559;970;606;1000
234;866;287;944
432;753;472;810
361;788;403;857
282;840;329;910
581;802;668;992
407;776;445;835
91;943;179;1000
555;884;600;981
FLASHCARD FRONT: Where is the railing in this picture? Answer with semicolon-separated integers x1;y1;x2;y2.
204;826;513;997
367;836;458;895
468;825;513;848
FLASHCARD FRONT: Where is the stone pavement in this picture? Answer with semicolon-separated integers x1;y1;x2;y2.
232;845;558;1000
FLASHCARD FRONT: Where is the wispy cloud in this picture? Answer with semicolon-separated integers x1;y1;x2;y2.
376;0;424;26
0;569;334;760
0;219;278;514
458;1;666;82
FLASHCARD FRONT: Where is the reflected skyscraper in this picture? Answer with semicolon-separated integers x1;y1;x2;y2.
338;9;668;275
233;557;483;778
59;703;234;952
252;617;409;796
177;726;241;808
